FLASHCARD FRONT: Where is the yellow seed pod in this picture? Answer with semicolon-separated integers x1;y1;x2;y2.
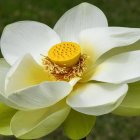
48;42;81;67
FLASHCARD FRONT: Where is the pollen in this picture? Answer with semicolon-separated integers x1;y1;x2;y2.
48;42;81;67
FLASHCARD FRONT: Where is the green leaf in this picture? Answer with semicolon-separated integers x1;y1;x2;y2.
0;103;16;135
63;109;96;139
11;100;70;139
113;81;140;116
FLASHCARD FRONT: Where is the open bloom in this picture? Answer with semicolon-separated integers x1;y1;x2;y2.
0;2;140;139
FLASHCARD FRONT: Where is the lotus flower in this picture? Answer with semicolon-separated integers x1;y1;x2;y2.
0;2;140;139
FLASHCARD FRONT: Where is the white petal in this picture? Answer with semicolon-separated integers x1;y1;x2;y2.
5;54;50;95
1;21;61;65
54;2;108;42
67;83;128;116
0;59;26;109
0;58;10;102
8;81;72;110
79;27;140;61
92;51;140;83
0;58;10;93
4;54;72;109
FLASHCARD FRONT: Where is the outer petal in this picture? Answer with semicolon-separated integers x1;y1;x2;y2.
113;81;140;116
92;51;140;84
0;58;22;109
11;100;70;139
1;21;61;65
63;109;96;139
67;83;128;116
79;27;140;62
0;103;16;135
54;2;108;42
0;58;15;104
8;81;72;110
5;54;72;110
0;58;10;93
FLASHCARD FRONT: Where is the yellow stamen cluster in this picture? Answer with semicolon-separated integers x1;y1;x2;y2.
42;54;87;81
42;42;87;81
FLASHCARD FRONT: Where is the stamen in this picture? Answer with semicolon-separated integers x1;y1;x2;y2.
42;54;87;81
42;42;88;81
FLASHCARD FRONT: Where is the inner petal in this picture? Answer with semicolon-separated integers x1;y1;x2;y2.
5;54;51;95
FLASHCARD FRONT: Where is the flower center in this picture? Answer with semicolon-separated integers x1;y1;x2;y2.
42;42;87;81
48;42;81;67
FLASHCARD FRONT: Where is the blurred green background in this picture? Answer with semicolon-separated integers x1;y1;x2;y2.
0;0;140;140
